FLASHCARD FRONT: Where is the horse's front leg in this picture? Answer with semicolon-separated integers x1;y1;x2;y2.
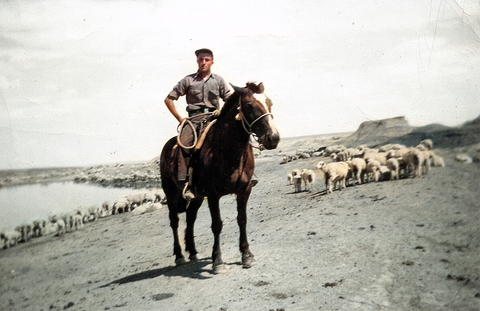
237;190;255;269
168;209;186;265
185;198;203;261
207;196;224;274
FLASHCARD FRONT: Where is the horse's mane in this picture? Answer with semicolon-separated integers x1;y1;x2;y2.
218;88;241;120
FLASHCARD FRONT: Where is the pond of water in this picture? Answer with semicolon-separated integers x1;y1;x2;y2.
0;182;156;230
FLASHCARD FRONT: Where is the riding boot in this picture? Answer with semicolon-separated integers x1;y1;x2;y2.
182;167;195;201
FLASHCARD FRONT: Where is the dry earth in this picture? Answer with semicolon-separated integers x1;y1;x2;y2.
1;145;479;311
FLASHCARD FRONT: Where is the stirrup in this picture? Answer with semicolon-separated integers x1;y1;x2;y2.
250;174;259;187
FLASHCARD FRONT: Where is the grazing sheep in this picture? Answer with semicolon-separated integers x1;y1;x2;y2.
44;222;58;236
335;151;348;162
317;161;350;194
2;231;22;248
112;199;130;214
378;165;391;181
287;173;294;185
366;160;381;182
403;148;425;177
290;169;301;177
32;219;46;237
386;158;400;180
420;139;433;150
288;169;301;186
87;206;101;222
347;158;367;185
455;154;472;164
293;175;302;193
15;223;32;242
323;145;346;157
132;202;162;215
73;214;84;231
126;193;147;211
364;151;387;165
300;169;316;192
55;219;66;236
432;155;445;167
101;202;111;217
420;150;432;175
57;213;74;233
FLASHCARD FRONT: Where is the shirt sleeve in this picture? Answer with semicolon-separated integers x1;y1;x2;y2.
167;77;188;100
218;76;233;101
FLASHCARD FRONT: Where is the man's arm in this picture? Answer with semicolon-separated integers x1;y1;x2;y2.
164;97;184;123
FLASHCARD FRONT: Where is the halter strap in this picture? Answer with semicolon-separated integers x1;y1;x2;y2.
237;94;274;136
241;112;273;135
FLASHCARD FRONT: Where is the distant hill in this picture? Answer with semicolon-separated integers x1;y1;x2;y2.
262;115;479;156
374;115;480;149
341;116;414;147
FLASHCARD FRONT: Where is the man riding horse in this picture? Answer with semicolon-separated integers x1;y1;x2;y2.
164;48;255;201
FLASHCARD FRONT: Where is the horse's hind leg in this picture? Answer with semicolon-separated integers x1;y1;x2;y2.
207;196;225;274
236;191;255;269
168;209;187;265
185;198;202;261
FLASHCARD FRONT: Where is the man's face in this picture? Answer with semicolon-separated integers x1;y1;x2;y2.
196;53;214;74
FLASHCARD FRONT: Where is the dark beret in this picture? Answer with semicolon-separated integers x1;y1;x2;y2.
195;48;214;57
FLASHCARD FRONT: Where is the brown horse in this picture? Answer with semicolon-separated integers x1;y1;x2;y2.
160;82;280;274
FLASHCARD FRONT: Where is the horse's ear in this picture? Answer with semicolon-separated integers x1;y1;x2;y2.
246;82;264;94
230;83;244;94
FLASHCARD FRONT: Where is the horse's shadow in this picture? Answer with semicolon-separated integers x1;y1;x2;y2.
99;258;238;288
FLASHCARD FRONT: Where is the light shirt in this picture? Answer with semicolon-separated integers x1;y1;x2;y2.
167;72;232;115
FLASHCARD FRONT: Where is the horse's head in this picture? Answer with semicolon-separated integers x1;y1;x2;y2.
232;82;280;150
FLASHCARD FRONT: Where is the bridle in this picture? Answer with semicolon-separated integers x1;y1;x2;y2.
241;111;273;136
237;95;273;136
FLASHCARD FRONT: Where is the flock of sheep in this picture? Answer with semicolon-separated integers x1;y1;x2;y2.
1;190;165;249
287;139;445;194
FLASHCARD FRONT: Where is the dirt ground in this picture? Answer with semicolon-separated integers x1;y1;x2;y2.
1;146;479;311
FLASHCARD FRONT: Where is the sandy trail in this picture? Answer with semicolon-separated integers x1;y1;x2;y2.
1;148;479;311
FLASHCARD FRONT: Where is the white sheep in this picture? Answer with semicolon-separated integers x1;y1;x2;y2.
455;154;472;164
287;173;294;185
378;165;391;181
432;155;445;167
126;193;147;211
73;214;84;231
101;201;111;217
364;151;387;165
347;158;367;185
55;219;66;236
366;159;381;182
288;169;301;185
420;139;433;150
300;169;316;192
402;148;425;177
293;175;302;193
44;222;59;236
386;158;400;180
317;161;350;194
132;202;163;215
2;231;22;248
112;198;130;214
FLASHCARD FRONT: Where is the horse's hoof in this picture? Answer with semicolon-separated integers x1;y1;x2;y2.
242;254;256;269
175;258;188;266
212;263;227;274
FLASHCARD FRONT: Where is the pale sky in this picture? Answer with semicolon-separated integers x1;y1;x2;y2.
1;0;479;169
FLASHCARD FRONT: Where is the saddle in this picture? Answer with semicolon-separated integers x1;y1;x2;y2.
171;114;217;182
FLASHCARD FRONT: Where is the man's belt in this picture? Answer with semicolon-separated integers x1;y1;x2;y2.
190;107;215;116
